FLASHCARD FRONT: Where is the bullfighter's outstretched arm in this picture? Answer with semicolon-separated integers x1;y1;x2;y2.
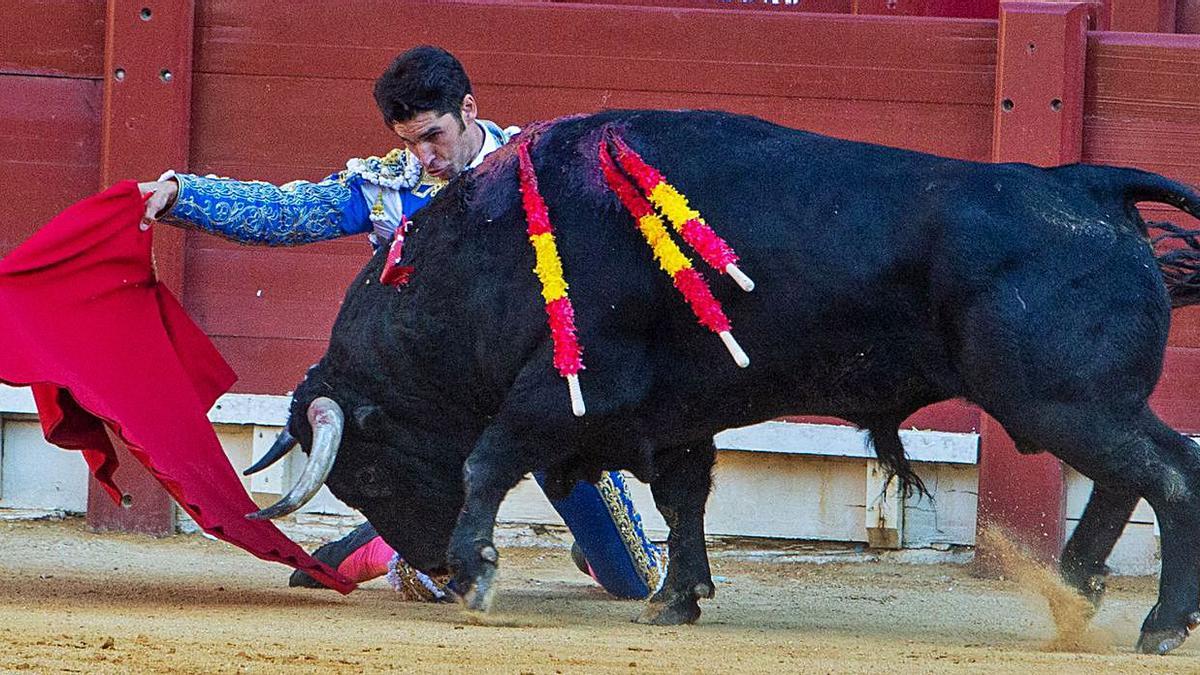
155;171;369;245
143;148;438;247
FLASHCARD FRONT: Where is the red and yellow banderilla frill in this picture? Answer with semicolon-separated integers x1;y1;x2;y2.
607;135;755;293
517;139;587;416
599;137;749;368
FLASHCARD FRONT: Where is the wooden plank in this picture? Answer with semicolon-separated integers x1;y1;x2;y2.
211;336;330;395
856;0;999;16
0;76;99;167
716;421;978;464
575;0;997;18
975;416;1067;563
854;0;934;15
248;425;286;497
552;0;853;9
0;0;105;77
189;75;995;173
865;459;904;548
925;0;1000;17
488;88;994;159
1082;34;1200;178
88;0;195;536
1182;0;1200;32
1082;33;1200;348
1150;346;1200;432
98;0;195;291
0;75;101;256
1168;306;1200;349
1105;0;1178;32
183;248;363;340
785;400;983;434
0;163;101;257
976;1;1091;570
194;2;996;106
188;228;367;256
705;452;868;542
902;400;982;433
992;2;1088;165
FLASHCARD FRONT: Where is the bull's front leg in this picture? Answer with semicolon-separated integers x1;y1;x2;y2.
637;440;717;625
448;425;528;614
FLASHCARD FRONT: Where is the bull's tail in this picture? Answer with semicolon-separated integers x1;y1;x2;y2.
868;427;930;501
1150;220;1200;308
1107;168;1200;308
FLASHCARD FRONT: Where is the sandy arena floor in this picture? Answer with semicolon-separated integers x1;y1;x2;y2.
0;518;1195;673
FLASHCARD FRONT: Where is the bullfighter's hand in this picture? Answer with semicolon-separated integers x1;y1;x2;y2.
138;179;178;220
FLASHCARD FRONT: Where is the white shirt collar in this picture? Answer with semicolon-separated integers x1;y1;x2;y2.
468;121;501;169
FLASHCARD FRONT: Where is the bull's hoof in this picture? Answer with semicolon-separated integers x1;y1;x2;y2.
456;561;498;614
1136;627;1189;655
1135;610;1200;655
1079;574;1107;611
635;596;702;625
1060;563;1109;611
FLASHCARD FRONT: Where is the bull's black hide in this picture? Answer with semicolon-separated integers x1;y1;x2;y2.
287;110;1200;654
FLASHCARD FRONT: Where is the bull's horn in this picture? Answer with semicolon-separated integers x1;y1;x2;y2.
245;397;344;520
242;428;298;476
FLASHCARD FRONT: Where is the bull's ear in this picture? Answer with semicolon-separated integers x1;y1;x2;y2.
353;404;384;432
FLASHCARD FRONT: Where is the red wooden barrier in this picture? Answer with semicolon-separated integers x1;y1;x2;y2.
974;0;1091;568
1100;0;1179;32
186;1;997;393
0;0;104;78
2;0;1200;546
0;1;103;257
1084;29;1200;434
86;0;196;535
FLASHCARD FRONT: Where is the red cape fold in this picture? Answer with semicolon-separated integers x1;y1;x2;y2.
0;181;355;594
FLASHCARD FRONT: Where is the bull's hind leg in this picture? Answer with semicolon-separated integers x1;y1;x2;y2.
1006;410;1200;654
1131;418;1200;654
636;440;717;625
447;425;529;613
1059;483;1138;609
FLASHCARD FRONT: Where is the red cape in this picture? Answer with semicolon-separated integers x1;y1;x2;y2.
0;181;355;593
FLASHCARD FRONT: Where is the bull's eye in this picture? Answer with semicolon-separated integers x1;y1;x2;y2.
353;404;384;433
354;464;393;498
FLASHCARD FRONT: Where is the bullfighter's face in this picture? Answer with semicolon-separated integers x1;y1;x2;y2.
390;94;483;182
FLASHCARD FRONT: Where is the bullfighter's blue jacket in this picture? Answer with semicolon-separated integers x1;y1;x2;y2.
160;120;513;247
157;119;664;599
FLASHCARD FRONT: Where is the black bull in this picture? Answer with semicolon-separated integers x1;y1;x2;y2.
271;110;1200;654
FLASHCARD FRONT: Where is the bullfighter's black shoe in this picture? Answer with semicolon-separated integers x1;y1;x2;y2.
570;541;592;578
288;520;381;589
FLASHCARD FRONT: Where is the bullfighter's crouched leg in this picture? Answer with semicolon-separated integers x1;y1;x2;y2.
288;520;386;588
637;440;717;625
1058;483;1138;610
537;471;665;600
448;425;530;613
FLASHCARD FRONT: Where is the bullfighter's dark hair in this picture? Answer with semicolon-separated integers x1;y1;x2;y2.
374;46;473;129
